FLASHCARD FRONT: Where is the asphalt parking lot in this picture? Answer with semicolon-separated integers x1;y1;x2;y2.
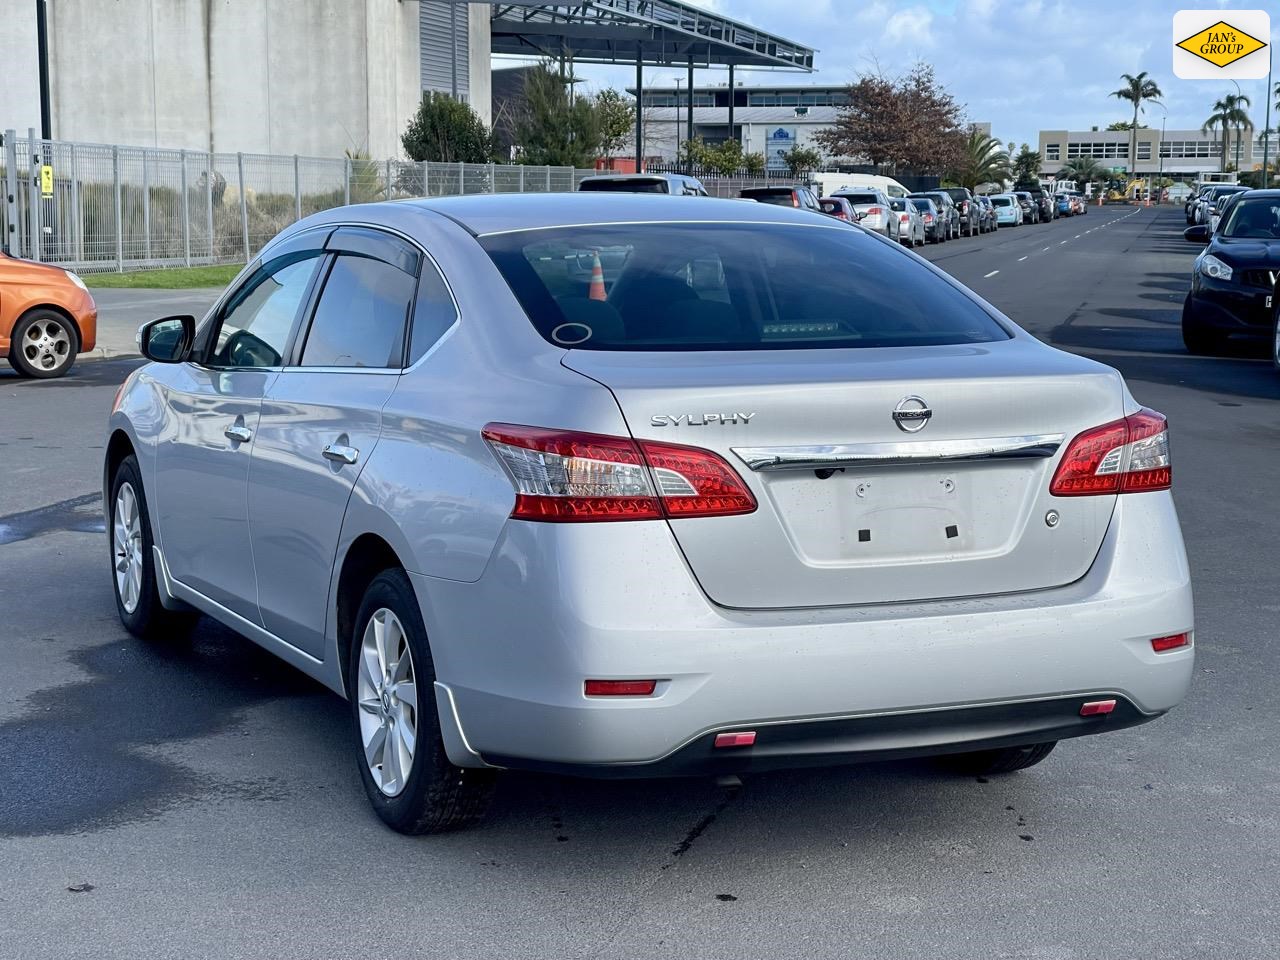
3;205;1279;960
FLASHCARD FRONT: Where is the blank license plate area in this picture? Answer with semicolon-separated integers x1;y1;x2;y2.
762;461;1040;566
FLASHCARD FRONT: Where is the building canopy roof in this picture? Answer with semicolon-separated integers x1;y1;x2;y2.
483;0;815;70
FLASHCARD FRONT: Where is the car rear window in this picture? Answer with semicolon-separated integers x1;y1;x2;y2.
480;223;1010;352
579;179;669;194
838;192;878;204
992;197;1012;206
742;190;797;207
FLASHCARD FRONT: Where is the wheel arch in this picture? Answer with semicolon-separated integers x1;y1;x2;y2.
104;429;137;501
333;532;409;696
16;302;83;351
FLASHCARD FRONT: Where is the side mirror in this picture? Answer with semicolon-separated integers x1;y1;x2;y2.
138;315;195;363
1183;225;1209;244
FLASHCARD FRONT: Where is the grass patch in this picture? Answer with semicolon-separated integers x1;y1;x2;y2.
84;264;244;289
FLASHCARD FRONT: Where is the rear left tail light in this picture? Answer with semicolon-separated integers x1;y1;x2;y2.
483;424;756;521
1049;409;1170;496
867;206;884;216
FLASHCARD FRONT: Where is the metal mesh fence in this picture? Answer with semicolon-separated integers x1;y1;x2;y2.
2;131;597;273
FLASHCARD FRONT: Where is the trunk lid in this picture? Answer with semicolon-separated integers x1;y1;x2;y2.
565;339;1123;609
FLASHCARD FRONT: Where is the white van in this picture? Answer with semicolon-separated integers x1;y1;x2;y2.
810;172;910;199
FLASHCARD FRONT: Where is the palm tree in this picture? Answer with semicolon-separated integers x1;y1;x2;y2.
950;130;1011;191
1058;156;1104;192
1110;72;1163;171
1203;94;1252;172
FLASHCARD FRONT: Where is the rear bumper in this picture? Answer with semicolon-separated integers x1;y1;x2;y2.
486;695;1159;778
415;491;1193;773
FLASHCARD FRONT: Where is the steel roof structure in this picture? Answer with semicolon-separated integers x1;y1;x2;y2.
484;0;815;70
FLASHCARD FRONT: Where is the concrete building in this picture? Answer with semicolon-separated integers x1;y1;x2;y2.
1038;127;1259;180
628;83;846;167
1;0;490;158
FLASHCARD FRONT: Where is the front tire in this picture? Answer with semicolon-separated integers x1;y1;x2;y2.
110;455;197;641
8;309;78;378
349;568;496;834
942;741;1057;775
1181;295;1228;355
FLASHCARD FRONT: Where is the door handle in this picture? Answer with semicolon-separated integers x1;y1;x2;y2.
322;443;359;465
224;424;252;444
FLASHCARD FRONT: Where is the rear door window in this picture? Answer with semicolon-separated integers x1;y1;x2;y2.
481;223;1010;352
300;254;416;368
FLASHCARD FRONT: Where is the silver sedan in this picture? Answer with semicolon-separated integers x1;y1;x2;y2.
889;197;926;247
107;194;1194;833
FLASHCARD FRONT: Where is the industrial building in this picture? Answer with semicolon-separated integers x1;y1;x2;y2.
1037;127;1266;179
1;0;491;158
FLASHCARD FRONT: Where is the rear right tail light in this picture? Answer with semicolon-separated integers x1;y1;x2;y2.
1050;409;1171;496
867;206;884;216
483;424;756;522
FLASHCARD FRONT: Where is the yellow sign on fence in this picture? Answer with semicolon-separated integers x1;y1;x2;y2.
39;164;53;198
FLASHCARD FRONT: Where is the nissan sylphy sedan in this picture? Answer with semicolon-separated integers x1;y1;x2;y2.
106;194;1193;833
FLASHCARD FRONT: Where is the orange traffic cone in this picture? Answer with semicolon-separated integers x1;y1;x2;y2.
588;250;606;301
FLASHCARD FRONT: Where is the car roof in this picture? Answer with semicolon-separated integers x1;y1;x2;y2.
406;192;825;236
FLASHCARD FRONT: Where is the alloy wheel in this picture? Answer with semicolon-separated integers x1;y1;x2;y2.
22;317;72;372
113;483;144;614
356;608;418;797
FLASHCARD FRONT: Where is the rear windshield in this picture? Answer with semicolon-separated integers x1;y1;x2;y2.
579;179;668;194
742;190;796;207
992;197;1012;206
480;223;1010;352
838;192;878;204
909;198;933;211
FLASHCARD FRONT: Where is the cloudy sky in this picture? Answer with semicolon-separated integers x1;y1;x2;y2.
494;0;1280;148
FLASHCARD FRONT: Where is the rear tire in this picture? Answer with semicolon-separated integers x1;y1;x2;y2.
110;455;198;641
941;741;1057;775
349;568;496;834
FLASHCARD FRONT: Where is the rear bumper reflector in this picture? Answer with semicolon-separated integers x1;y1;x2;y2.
584;680;657;697
1151;633;1191;653
714;731;757;748
1079;699;1117;717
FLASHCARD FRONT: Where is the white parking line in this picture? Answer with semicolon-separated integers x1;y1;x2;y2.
1017;256;1028;261
1074;234;1081;239
1059;240;1069;244
984;270;999;278
1042;246;1050;252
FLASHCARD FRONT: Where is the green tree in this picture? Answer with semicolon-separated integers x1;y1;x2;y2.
1012;144;1041;184
1203;94;1252;172
1105;120;1149;131
594;88;635;159
743;151;766;176
707;139;746;175
949;129;1010;191
782;144;823;176
1058;156;1105;190
514;62;603;167
1109;71;1162;170
401;92;495;163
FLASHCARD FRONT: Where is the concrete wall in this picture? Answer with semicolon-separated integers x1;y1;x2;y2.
467;2;492;127
0;0;45;135
3;0;431;158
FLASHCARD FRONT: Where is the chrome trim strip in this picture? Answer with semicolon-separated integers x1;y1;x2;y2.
732;434;1065;472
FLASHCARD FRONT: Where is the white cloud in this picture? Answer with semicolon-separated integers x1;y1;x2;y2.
884;6;935;44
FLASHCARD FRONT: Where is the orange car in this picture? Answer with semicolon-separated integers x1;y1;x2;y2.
0;251;98;378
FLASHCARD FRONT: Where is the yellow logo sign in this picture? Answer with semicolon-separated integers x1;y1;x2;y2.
1176;20;1267;68
39;164;53;198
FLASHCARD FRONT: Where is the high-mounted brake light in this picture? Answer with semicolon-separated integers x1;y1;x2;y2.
483;424;757;522
1049;409;1171;497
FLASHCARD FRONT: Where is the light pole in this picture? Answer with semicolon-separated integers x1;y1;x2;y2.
674;76;683;163
1150;102;1167;203
35;0;51;140
1263;46;1274;188
1231;79;1246;173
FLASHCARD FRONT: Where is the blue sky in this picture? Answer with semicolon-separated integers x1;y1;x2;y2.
494;0;1280;149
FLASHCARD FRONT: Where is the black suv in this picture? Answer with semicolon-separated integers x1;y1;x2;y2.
940;187;980;237
1018;185;1055;222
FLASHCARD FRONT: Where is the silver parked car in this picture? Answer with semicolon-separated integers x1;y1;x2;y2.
108;194;1194;834
832;188;898;240
888;197;926;247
